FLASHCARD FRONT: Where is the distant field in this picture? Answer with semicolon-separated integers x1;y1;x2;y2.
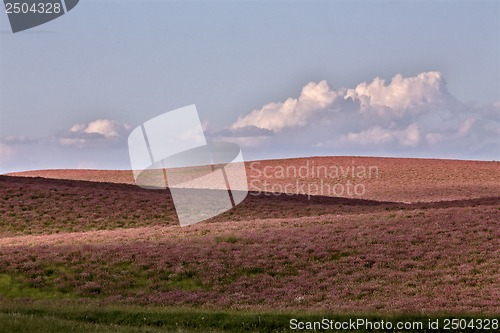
8;156;500;202
1;157;499;331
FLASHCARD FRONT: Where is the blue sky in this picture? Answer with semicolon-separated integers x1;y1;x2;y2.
0;0;499;173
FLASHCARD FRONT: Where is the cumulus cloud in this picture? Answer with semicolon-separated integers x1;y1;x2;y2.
229;72;499;158
0;119;134;172
60;119;131;148
232;80;339;131
345;72;448;113
70;119;131;138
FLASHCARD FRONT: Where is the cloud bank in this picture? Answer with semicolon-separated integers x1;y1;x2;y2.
225;72;499;159
1;72;497;174
0;118;132;173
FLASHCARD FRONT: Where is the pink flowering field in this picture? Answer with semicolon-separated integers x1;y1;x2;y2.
0;157;499;320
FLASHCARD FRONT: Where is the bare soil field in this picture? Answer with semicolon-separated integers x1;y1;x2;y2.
1;157;499;316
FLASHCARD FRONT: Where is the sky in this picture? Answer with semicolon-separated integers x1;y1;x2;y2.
0;0;499;173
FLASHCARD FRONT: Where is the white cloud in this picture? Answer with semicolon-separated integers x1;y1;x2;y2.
69;123;85;133
342;126;394;146
346;71;447;113
232;80;338;131
228;72;499;158
60;119;131;147
70;119;131;138
233;72;451;133
0;120;133;172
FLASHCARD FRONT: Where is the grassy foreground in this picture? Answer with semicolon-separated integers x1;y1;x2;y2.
0;300;498;332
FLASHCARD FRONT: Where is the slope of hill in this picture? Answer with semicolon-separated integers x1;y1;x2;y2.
7;156;500;202
1;157;499;315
